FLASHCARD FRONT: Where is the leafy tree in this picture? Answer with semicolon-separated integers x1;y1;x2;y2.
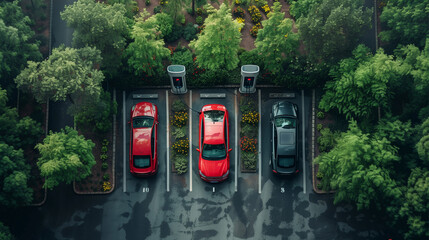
298;0;372;62
189;3;243;71
125;11;171;76
0;0;41;89
153;13;174;38
316;121;402;210
164;0;188;23
416;117;429;165
255;2;299;74
0;221;14;240
0;88;42;149
319;45;403;120
398;167;429;240
36;127;95;189
14;45;104;103
289;0;322;19
0;143;33;208
379;0;429;48
106;0;138;19
74;91;117;134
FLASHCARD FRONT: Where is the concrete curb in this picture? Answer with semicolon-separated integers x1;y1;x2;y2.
73;89;117;195
30;188;47;207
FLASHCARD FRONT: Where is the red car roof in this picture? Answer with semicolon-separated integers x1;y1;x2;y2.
132;128;152;156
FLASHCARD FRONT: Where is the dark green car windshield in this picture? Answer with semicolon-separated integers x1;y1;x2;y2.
134;155;151;168
275;117;296;128
133;117;154;128
202;144;226;160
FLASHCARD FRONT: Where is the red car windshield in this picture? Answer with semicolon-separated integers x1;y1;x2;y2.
202;144;226;160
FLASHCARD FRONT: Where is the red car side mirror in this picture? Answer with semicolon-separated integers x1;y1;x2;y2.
196;148;200;152
228;148;232;152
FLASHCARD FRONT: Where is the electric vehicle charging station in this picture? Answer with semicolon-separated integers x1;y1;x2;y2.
168;65;187;94
239;65;259;94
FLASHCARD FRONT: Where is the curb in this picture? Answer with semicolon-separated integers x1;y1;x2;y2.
30;188;47;207
72;89;117;195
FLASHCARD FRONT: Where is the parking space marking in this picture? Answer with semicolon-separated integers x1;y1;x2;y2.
258;89;262;194
166;90;170;192
189;90;193;192
234;89;238;192
301;90;306;194
123;91;126;193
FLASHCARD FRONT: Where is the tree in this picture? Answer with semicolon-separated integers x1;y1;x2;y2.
319;45;403;120
399;168;429;240
125;10;171;76
14;45;104;103
298;0;372;62
35;127;95;189
164;0;188;23
0;222;14;240
0;0;41;89
189;3;243;71
0;143;33;208
255;2;299;74
379;0;429;48
289;0;322;19
316;121;401;211
416;117;429;165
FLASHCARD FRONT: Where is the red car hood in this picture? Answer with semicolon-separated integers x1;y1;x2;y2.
199;158;228;177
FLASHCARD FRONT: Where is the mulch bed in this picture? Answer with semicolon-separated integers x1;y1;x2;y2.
238;92;258;173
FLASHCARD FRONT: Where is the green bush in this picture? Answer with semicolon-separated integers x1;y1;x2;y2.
102;162;108;170
100;153;108;161
254;0;268;8
101;146;108;153
172;126;186;139
241;124;257;138
317;111;325;119
103;173;110;181
177;14;185;24
183;23;197;41
316;171;323;179
317;128;340;152
239;49;263;67
172;100;188;112
164;24;183;43
171;48;193;71
145;0;150;6
317;123;323;131
239;98;257;113
174;155;188;174
154;5;161;14
196;16;203;25
242;151;257;170
155;13;174;37
102;139;109;147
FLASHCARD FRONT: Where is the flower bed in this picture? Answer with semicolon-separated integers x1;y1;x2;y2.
171;100;189;174
239;97;259;172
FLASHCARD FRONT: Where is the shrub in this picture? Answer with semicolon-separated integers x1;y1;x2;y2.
317;127;340;152
242;151;257;169
196;16;203;25
172;126;186;139
196;7;203;15
254;0;268;8
182;23;197;41
102;181;112;191
233;6;245;18
103;173;110;181
101;146;108;153
239;98;257;113
242;111;260;126
172;100;188;112
100;153;108;161
317;111;325;119
154;5;161;14
145;0;150;6
239;49;263;67
155;13;174;37
241;124;257;138
248;5;262;23
317;123;323;131
316;171;323;179
241;136;257;152
174;155;188;174
160;0;168;5
164;24;183;43
261;4;270;14
102;139;109;147
177;14;185;24
171;111;188;127
250;25;259;37
236;17;245;24
102;162;108;170
172;138;189;155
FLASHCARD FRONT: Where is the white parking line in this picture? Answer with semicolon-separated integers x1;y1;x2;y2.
189;90;193;192
123;91;126;193
258;89;262;194
301;90;306;194
166;90;170;192
234;89;238;192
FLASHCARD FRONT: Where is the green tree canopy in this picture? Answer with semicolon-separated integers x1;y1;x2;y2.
319;45;404;120
0;221;14;240
316;121;401;211
399;167;429;240
255;2;299;74
36;127;95;190
0;143;33;208
125;10;171;76
190;3;243;71
0;0;41;89
416;117;429;165
289;0;322;19
297;0;372;62
379;0;429;47
15;45;104;103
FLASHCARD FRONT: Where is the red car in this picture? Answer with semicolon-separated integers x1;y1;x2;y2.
130;102;158;176
197;104;231;183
